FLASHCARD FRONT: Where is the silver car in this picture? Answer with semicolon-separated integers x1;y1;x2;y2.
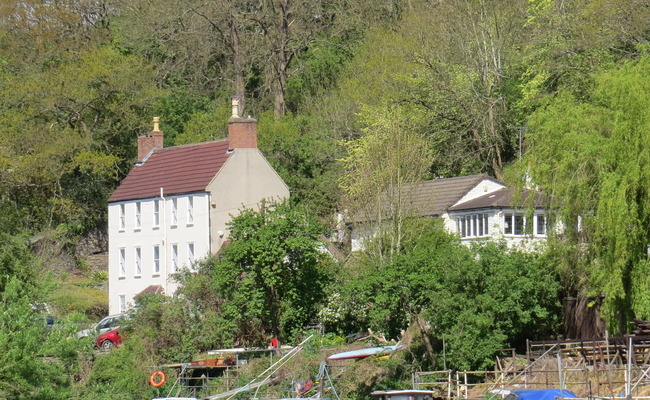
76;314;126;339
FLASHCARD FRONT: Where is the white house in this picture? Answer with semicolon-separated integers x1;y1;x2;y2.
349;175;548;251
107;99;290;314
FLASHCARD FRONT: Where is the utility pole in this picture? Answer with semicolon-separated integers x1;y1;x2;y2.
508;126;526;159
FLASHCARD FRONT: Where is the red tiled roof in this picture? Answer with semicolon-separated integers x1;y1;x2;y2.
137;284;165;296
449;187;546;212
109;140;231;202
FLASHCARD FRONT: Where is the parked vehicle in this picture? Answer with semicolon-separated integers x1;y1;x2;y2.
96;328;125;350
76;313;126;340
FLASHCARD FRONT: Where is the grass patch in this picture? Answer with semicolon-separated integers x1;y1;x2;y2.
49;276;108;319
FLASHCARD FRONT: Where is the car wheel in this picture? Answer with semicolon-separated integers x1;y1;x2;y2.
100;340;115;350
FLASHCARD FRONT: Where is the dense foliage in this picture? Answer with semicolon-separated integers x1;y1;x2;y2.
1;0;650;397
523;55;650;332
324;222;561;370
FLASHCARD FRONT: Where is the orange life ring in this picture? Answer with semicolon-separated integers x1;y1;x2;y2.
149;371;166;387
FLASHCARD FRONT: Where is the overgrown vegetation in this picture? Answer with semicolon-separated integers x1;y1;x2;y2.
2;0;650;397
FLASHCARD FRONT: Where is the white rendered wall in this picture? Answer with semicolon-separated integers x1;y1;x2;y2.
454;179;506;205
108;193;211;314
445;209;547;251
207;148;290;252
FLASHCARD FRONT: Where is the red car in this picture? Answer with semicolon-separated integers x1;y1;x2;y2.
96;328;125;350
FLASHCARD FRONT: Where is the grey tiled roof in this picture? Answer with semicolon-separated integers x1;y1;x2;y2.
450;187;546;212
350;174;502;223
402;174;501;216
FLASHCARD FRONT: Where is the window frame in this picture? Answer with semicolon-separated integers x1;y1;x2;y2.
135;202;141;229
503;212;547;237
457;213;490;238
187;242;194;267
187;196;194;225
171;244;178;272
119;204;126;230
119;295;126;313
119;248;126;277
135;247;142;276
153;245;160;275
171;198;178;226
153;200;160;227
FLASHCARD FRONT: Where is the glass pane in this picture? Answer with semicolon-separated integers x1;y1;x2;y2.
504;214;512;234
537;215;546;235
483;214;489;236
472;215;477;236
514;215;524;235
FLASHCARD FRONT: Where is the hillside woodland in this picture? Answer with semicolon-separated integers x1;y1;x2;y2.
2;0;650;398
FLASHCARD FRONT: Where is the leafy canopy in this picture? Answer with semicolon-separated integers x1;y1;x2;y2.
524;54;650;332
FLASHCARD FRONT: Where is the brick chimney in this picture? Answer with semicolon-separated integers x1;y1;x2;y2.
138;117;164;162
228;97;257;149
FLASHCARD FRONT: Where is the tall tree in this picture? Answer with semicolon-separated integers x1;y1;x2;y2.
0;46;161;231
524;55;650;333
188;201;333;344
340;104;433;263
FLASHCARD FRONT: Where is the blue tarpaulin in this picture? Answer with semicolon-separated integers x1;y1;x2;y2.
507;389;577;400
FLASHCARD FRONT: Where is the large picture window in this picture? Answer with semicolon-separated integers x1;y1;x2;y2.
457;214;490;238
503;213;547;236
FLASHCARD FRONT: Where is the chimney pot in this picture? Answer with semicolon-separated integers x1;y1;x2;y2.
231;97;240;118
138;117;164;163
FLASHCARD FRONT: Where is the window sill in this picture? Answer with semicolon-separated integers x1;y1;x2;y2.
134;228;141;232
186;223;194;227
134;275;141;279
118;276;126;279
152;273;160;277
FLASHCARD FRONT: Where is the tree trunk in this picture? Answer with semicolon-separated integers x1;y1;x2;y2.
230;15;246;114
